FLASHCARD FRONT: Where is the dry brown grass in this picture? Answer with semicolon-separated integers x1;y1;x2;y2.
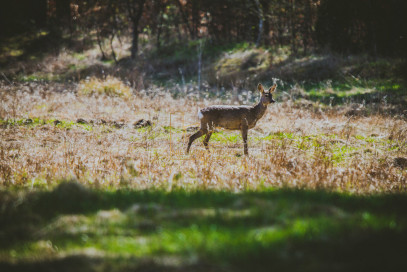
0;81;406;193
78;76;133;98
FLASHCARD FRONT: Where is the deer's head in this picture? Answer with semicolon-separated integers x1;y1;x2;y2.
258;83;277;106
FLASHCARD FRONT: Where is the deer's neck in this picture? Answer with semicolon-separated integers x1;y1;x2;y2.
252;100;268;120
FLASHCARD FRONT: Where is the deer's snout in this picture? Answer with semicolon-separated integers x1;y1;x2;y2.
270;98;276;103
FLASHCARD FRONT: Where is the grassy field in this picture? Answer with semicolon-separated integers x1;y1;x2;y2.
0;78;406;271
0;79;406;192
1;186;406;271
1;34;407;270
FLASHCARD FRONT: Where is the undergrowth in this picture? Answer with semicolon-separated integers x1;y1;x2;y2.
78;76;133;98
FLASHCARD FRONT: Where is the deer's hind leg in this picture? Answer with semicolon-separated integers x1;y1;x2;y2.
186;129;205;154
203;132;213;151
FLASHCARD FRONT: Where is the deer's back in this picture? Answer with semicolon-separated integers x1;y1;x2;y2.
199;105;252;130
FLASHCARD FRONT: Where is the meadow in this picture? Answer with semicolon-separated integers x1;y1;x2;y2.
1;77;406;192
1;33;407;270
1;76;407;271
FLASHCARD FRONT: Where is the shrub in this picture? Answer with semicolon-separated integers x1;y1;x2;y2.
78;76;132;98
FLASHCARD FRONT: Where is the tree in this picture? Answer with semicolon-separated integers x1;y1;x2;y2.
56;0;72;31
0;0;48;37
127;0;147;59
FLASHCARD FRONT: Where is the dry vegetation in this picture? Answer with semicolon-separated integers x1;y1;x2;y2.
0;79;406;193
1;6;406;269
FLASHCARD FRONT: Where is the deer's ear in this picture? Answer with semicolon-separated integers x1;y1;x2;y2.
258;83;264;93
269;84;277;93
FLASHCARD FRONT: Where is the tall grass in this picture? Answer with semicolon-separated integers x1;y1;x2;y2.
0;81;406;193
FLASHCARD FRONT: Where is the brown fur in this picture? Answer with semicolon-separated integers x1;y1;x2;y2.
187;83;276;155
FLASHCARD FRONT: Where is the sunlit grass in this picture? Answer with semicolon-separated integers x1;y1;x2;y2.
0;117;93;131
0;84;406;192
1;32;406;270
78;76;133;98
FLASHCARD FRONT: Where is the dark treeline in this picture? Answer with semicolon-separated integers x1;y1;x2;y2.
1;0;406;58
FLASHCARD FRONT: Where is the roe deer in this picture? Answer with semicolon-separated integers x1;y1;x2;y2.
186;83;277;155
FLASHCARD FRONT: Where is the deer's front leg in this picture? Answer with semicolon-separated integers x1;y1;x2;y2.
241;124;248;155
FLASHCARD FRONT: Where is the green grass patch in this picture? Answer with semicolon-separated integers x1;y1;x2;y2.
15;73;62;82
73;53;86;61
0;118;93;131
301;79;406;105
329;144;358;164
0;184;406;271
163;126;183;133
210;131;241;144
259;132;296;141
254;132;395;165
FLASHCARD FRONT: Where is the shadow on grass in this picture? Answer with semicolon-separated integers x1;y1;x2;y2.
0;31;94;70
1;181;406;271
0;255;223;272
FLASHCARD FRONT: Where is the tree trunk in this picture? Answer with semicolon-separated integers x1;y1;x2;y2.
176;0;194;38
31;0;47;27
96;32;107;60
191;0;199;38
110;34;117;63
303;0;313;55
255;0;263;47
129;0;146;60
56;0;71;26
260;0;270;46
290;0;297;55
131;23;140;59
